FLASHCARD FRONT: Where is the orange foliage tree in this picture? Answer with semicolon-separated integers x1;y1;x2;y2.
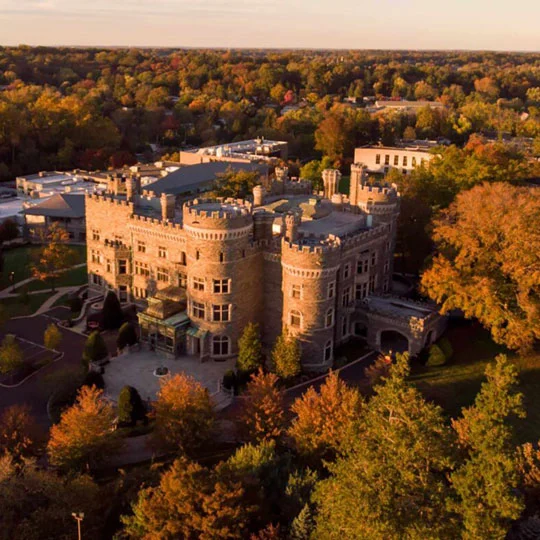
238;369;285;443
48;385;120;471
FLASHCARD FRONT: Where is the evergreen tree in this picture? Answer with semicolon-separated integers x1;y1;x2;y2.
117;385;145;426
271;331;301;380
116;321;138;350
450;355;525;539
44;323;62;351
236;322;263;375
313;354;459;539
101;290;124;330
81;330;108;368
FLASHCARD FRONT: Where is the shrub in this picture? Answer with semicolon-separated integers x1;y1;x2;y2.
118;385;145;426
82;371;104;389
222;369;236;391
427;344;446;366
438;337;453;360
44;323;62;351
0;334;23;374
82;331;108;368
116;322;138;350
101;291;124;330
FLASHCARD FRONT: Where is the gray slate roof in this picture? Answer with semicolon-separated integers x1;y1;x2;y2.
144;161;268;196
23;193;86;219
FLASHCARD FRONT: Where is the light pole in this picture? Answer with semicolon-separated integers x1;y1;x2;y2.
9;271;15;292
72;512;84;540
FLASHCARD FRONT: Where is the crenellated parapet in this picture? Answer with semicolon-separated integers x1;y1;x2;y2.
183;198;253;231
86;192;134;210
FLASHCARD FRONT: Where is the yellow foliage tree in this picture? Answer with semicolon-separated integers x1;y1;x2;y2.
48;385;120;471
153;373;214;454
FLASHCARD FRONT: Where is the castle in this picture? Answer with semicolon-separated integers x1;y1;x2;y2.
86;162;445;370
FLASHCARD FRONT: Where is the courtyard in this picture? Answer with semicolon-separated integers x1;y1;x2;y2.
103;350;235;403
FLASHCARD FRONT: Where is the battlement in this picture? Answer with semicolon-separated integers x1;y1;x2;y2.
356;183;399;202
129;213;184;230
183;198;253;230
86;192;134;210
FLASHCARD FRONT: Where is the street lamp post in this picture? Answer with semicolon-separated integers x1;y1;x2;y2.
9;271;15;292
72;512;84;540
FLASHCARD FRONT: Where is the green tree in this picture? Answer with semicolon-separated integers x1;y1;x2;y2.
116;321;138;350
44;323;62;351
48;385;120;471
271;331;301;380
450;355;525;539
122;457;250;539
81;330;108;368
299;156;334;191
313;354;458;539
117;385;145;426
236;322;263;375
421;182;540;351
0;334;23;374
153;373;214;454
101;290;124;330
213;168;261;198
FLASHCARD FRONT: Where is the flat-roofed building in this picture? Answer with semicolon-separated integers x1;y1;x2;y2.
354;145;436;175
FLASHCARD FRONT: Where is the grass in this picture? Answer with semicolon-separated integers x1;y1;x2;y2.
16;264;87;292
0;244;86;290
410;320;540;444
0;291;56;318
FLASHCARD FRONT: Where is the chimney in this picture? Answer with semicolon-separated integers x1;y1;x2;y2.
125;175;140;202
161;193;175;222
284;211;301;243
322;169;341;199
253;185;266;207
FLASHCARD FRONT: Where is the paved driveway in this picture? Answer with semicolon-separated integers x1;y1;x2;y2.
0;313;86;426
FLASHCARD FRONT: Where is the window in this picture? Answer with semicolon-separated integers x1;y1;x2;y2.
412;156;417;167
375;154;381;165
196;250;200;260
327;281;336;299
371;252;377;267
91;250;101;264
343;263;351;279
290;310;302;328
137;241;146;253
91;273;103;286
219;252;224;262
92;230;100;241
342;316;349;337
118;260;127;274
180;251;187;265
212;304;230;322
213;279;230;294
342;286;352;307
106;259;111;273
403;155;408;166
178;272;187;288
355;282;369;300
157;267;169;282
369;274;377;292
158;246;167;259
394;155;399;166
402;169;407;175
357;257;369;274
192;277;205;291
324;340;333;362
134;286;148;299
212;335;230;356
192;301;205;319
135;261;150;277
119;285;128;302
325;308;334;328
291;284;302;299
384;154;390;165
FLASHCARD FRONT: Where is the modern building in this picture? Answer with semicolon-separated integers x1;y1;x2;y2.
354;144;437;175
374;100;445;112
85;162;445;369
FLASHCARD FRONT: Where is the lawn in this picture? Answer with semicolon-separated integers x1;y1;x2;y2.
16;264;88;292
410;320;540;444
0;244;86;290
0;291;56;318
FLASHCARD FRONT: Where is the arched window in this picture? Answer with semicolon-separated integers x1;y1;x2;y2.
324;340;333;363
289;310;302;328
325;308;334;328
212;335;230;356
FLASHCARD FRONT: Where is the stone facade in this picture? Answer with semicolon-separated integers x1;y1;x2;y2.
86;163;445;369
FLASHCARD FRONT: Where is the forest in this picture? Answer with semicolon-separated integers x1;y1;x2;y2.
0;47;540;179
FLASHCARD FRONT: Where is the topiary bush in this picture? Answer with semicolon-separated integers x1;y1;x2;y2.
101;290;124;330
118;385;146;426
82;331;108;369
427;344;446;367
117;322;138;351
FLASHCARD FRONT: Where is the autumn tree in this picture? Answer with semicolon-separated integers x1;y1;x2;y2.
32;223;77;292
313;354;458;539
289;371;363;460
422;183;540;351
213;168;261;198
237;322;263;376
44;323;62;351
0;404;40;460
271;331;301;380
0;334;23;374
122;457;250;539
153;373;214;454
48;385;120;471
363;354;392;387
238;369;285;443
450;355;525;539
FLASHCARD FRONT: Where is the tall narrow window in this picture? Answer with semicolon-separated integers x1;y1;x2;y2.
212;336;230;356
290;310;302;328
324;340;333;362
325;308;334;328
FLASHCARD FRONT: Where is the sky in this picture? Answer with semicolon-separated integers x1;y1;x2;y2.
0;0;539;51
